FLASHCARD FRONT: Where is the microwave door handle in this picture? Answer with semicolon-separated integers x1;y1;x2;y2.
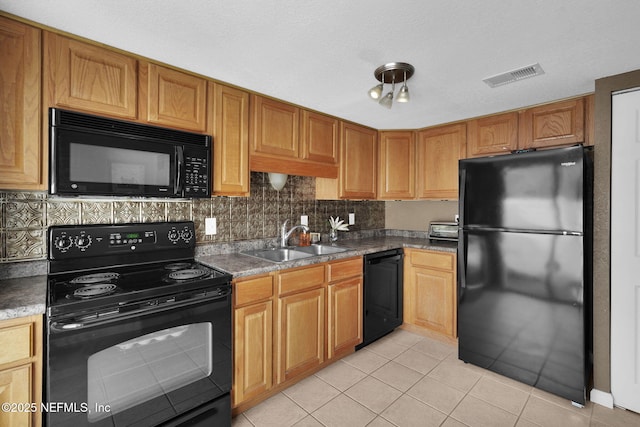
175;146;184;196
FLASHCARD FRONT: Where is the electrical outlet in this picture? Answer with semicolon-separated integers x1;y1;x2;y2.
349;213;355;225
205;217;217;235
301;215;308;226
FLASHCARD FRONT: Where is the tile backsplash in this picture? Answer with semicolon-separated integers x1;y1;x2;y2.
0;173;385;263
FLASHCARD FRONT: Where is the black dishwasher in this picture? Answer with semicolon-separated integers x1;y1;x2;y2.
357;249;404;349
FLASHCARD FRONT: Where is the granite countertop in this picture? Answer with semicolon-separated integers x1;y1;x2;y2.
0;275;47;320
0;235;456;320
197;236;456;278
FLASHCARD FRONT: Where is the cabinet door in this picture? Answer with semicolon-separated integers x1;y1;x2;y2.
45;32;137;119
327;277;363;359
519;98;585;149
140;62;207;132
300;110;339;164
0;17;42;190
233;301;273;406
0;365;32;427
251;95;299;158
340;122;377;199
407;266;455;337
467;112;518;157
378;131;415;199
211;82;250;196
416;123;466;200
277;288;324;383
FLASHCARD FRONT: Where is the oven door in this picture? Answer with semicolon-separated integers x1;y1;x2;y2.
50;127;182;198
45;293;231;427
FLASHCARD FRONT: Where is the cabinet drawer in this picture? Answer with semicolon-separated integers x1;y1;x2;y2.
0;322;33;365
409;250;454;271
277;265;325;295
327;257;363;282
235;275;273;306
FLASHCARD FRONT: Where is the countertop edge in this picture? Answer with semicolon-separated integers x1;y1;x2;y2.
197;237;456;279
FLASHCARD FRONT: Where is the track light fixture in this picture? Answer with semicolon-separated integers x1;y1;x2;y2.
368;62;415;109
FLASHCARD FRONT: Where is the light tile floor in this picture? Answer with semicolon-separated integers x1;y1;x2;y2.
232;329;640;427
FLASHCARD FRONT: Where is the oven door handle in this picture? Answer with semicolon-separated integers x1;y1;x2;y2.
49;290;230;333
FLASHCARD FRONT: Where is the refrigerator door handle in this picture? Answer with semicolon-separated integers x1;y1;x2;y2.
458;168;466;227
457;232;467;301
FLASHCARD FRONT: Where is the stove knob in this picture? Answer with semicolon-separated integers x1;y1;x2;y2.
76;235;92;249
55;236;73;251
168;229;180;243
181;228;193;242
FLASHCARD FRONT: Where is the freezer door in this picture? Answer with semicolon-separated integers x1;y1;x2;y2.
458;229;587;404
459;146;585;232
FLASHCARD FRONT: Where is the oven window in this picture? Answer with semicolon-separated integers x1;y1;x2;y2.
86;323;212;423
69;143;171;186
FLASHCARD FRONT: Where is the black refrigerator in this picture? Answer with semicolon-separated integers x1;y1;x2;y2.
457;145;593;405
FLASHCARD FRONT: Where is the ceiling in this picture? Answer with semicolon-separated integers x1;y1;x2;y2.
2;1;640;130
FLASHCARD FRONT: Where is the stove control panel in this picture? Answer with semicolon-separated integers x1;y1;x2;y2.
49;221;197;260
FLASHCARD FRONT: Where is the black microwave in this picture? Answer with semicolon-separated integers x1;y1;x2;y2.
49;108;211;198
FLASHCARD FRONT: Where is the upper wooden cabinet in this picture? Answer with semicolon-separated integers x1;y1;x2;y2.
316;122;378;199
250;95;338;178
519;97;585;149
139;62;207;132
416;123;466;200
44;32;137;119
210;82;250;196
378;131;415;200
300;110;339;164
0;17;43;190
467;112;518;157
251;95;299;158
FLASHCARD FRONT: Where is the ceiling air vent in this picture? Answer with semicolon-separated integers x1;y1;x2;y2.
483;63;545;88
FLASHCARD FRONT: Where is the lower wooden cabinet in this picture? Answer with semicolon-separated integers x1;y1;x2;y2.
327;277;362;358
327;257;363;359
276;287;325;383
404;249;457;338
232;257;363;412
0;315;43;427
232;275;274;406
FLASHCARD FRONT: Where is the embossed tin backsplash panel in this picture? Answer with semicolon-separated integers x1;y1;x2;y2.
0;173;385;262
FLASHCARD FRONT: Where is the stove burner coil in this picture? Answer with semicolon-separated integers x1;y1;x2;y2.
70;272;119;285
168;269;208;281
164;262;192;271
73;283;117;298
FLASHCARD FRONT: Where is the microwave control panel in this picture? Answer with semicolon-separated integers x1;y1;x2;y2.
183;148;210;196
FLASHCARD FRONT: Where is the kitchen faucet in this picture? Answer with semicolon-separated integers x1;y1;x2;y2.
280;219;309;247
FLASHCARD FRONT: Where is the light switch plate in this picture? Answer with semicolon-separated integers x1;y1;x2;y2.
205;217;217;235
301;215;308;226
348;213;355;225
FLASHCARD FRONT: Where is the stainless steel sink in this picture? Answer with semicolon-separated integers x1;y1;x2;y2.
240;247;313;263
240;244;350;263
294;244;350;255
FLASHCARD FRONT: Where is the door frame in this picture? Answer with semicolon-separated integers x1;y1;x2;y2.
593;69;640;408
